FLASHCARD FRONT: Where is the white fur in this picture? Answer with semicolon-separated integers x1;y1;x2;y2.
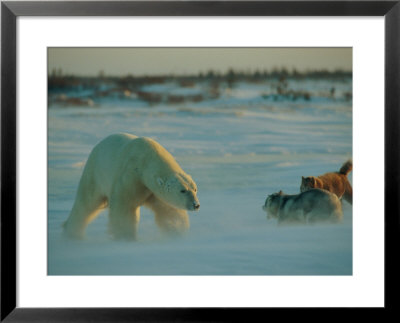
64;133;199;240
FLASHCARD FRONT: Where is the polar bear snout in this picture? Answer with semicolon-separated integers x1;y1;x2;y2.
187;196;200;211
183;189;200;211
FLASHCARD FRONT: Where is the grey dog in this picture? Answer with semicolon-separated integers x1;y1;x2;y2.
263;188;343;224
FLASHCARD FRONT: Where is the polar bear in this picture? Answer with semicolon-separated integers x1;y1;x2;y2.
63;133;200;240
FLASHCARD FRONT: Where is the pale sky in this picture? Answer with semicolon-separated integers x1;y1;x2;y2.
48;47;352;76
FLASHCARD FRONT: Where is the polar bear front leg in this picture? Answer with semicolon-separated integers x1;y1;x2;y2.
144;195;189;234
107;181;149;240
108;204;140;240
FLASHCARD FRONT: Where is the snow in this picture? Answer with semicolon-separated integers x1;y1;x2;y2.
48;78;352;275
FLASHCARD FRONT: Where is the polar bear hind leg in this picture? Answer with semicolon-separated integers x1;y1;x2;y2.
144;195;189;234
64;184;107;239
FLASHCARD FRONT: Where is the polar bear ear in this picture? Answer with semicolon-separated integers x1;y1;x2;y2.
157;177;164;187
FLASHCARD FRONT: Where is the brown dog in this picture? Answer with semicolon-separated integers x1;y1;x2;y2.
300;160;352;204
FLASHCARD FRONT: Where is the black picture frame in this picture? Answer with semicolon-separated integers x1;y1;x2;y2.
1;1;399;321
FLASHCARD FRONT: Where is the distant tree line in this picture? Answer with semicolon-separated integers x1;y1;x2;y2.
48;68;352;92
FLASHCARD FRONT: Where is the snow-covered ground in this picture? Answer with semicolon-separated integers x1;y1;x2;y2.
48;78;352;275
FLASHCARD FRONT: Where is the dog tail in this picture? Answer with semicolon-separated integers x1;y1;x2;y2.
339;159;352;175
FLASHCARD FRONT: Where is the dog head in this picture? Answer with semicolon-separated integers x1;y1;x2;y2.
300;176;317;192
262;190;283;219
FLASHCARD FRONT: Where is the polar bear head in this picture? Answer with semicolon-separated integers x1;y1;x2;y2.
155;173;200;211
